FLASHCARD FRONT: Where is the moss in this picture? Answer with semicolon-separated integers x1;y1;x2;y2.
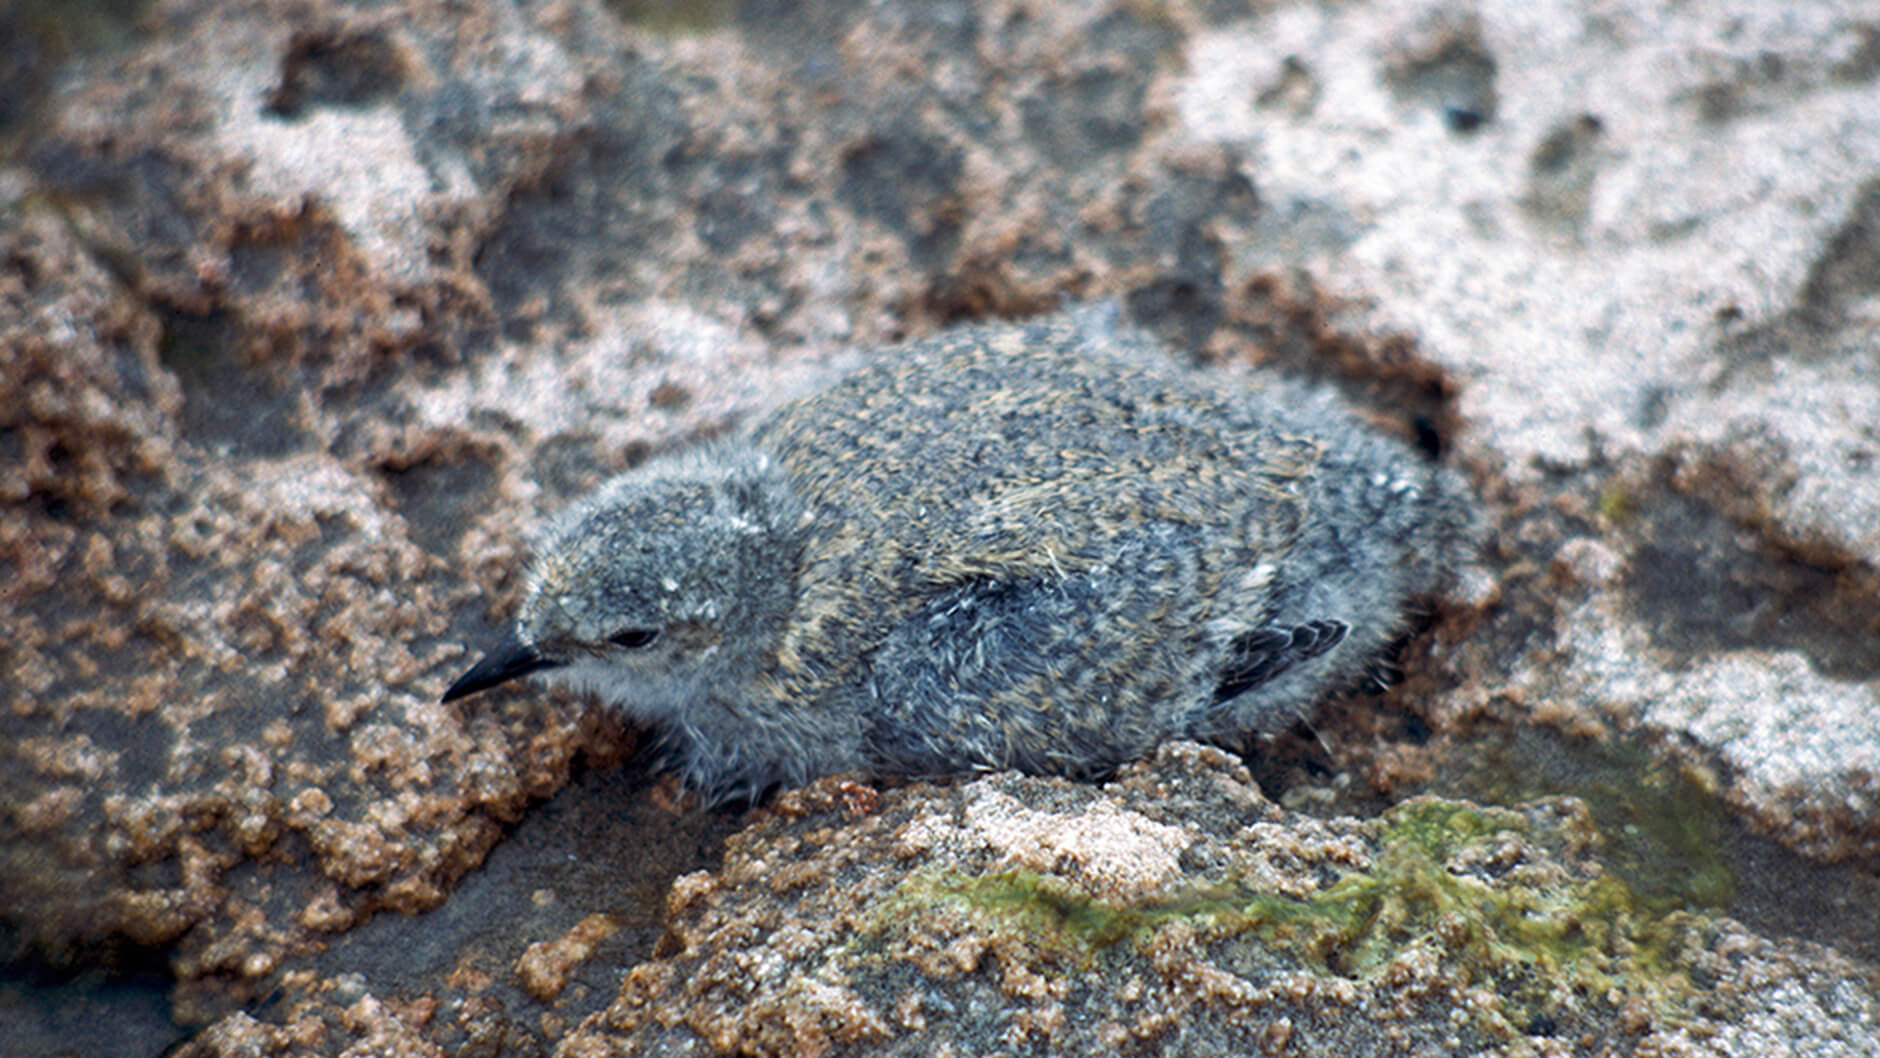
1429;729;1737;914
1597;483;1637;523
897;797;1707;1034
603;0;740;35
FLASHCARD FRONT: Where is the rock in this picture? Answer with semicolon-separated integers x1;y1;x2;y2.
1176;0;1880;862
3;0;1877;1053
556;745;1880;1057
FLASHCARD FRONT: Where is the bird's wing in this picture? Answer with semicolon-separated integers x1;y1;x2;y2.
856;522;1235;778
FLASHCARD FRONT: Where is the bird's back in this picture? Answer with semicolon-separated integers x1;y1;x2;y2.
751;313;1324;723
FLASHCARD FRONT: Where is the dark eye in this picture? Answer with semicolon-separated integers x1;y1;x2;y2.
607;629;660;649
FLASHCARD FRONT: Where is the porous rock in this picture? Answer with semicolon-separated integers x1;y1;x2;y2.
5;0;1880;1053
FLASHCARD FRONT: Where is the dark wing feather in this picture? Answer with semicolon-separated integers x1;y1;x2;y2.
1212;619;1349;704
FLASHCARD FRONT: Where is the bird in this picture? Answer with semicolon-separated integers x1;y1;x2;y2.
442;307;1479;802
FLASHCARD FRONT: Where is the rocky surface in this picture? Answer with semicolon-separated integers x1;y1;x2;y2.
561;745;1880;1058
175;745;1880;1058
2;0;1877;1055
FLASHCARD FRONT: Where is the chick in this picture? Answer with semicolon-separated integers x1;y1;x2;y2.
444;309;1478;801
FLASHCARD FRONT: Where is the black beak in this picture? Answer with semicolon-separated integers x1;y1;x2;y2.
441;633;560;703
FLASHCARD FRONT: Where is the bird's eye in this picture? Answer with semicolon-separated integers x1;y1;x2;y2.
607;628;660;649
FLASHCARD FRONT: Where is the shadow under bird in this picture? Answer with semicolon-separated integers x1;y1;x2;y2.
443;308;1479;802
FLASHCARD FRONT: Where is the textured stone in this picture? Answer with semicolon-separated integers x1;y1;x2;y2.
3;0;1878;1053
558;745;1880;1057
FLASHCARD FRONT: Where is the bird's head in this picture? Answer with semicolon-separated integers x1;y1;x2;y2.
442;444;800;720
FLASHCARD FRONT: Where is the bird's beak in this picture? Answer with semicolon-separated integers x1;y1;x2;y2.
441;633;560;703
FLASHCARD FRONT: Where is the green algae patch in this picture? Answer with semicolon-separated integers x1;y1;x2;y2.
604;0;739;35
1277;798;1707;1029
1596;482;1638;523
917;868;1159;952
1423;728;1737;914
887;796;1708;1033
